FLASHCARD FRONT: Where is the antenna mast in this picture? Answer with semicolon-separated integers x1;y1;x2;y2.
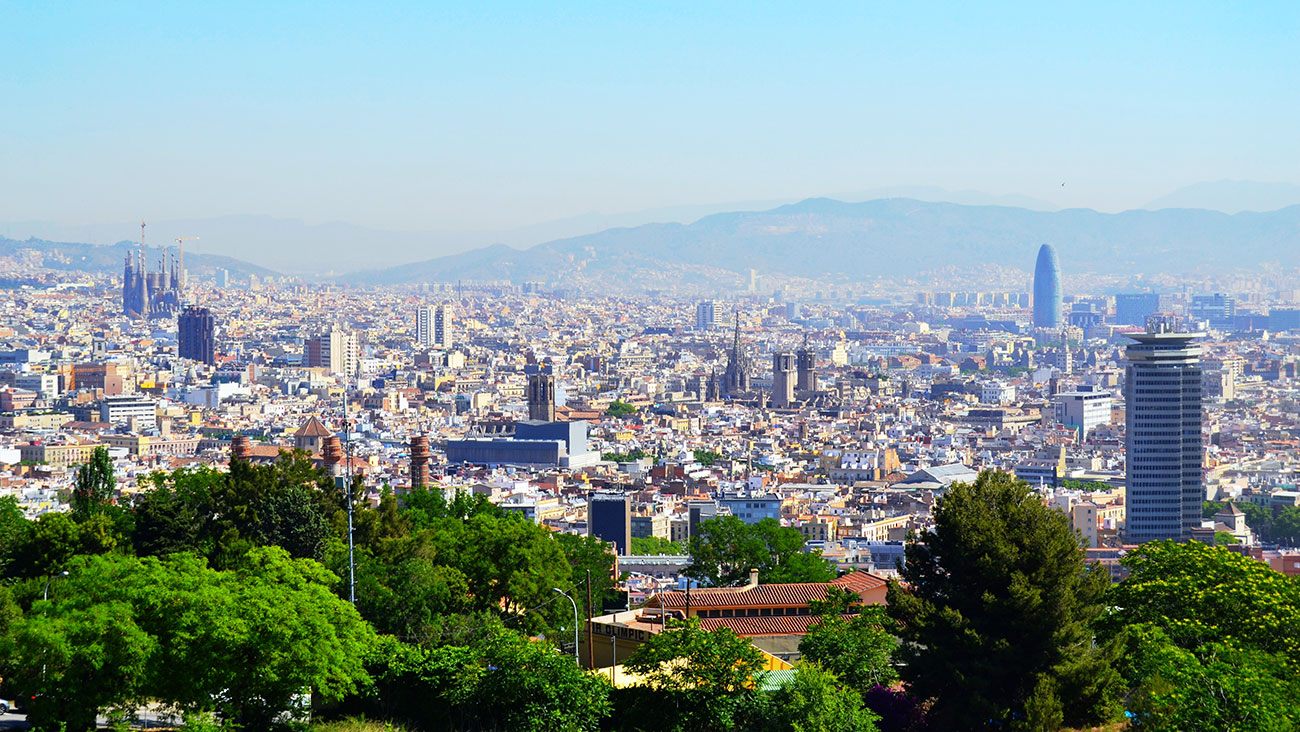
342;375;356;604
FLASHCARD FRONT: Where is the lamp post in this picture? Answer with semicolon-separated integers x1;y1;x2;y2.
553;588;580;664
43;570;69;601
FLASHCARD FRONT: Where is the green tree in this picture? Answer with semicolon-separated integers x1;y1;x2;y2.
1101;540;1300;663
606;400;637;417
624;617;764;690
3;548;374;729
886;471;1121;730
798;588;898;691
686;516;834;587
554;532;624;619
0;495;30;576
1115;623;1299;731
70;446;116;520
367;624;610;732
1273;506;1300;546
692;449;723;467
3;597;153;731
623;618;766;731
1214;530;1240;545
631;536;684;555
765;664;879;732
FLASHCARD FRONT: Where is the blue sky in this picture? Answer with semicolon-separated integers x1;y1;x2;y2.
2;1;1297;231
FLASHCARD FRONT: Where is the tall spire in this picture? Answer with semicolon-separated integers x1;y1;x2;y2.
732;310;741;356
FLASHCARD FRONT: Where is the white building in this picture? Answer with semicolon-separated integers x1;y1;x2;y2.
695;300;717;331
1054;385;1113;440
99;395;157;431
416;304;452;348
979;381;1016;404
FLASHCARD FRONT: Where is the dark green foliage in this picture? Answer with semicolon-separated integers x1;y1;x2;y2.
692;449;723;467
70;446;115;520
799;588;898;691
1273;506;1300;546
1114;623;1299;731
606;400;637;417
685;516;834;587
0;496;26;574
886;470;1121;730
762;664;879;732
622;618;766;731
601;448;649;463
1;549;374;731
364;623;610;732
630;535;684;555
554;531;624;617
1214;530;1240;545
133;455;335;563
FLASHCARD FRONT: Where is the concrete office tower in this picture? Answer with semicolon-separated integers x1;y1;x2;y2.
1032;244;1062;328
305;326;359;376
415;304;451;348
527;372;555;422
772;352;796;408
695;300;717;331
1125;327;1205;543
410;434;430;490
177;306;216;365
796;339;816;391
588;492;632;555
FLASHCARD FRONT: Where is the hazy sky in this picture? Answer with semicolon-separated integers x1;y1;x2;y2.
3;1;1297;231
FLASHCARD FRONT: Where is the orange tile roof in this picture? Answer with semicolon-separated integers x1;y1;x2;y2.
698;613;854;636
647;571;886;610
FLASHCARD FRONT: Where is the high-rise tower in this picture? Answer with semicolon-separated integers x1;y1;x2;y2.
695;300;717;331
1124;326;1205;543
1032;244;1062;329
177;306;216;365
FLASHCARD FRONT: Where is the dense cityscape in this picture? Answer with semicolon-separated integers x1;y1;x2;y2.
2;227;1300;729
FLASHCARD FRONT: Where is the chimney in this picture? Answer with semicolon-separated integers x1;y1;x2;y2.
410;434;430;490
746;568;759;589
322;435;343;472
230;435;251;462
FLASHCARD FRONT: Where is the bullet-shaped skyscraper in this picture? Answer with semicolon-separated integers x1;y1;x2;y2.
1032;244;1062;328
1124;326;1205;542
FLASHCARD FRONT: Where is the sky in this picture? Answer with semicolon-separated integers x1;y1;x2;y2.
2;1;1298;232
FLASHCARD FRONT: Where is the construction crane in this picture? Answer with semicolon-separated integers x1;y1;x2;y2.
175;236;199;296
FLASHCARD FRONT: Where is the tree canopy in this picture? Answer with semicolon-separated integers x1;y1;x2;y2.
886;470;1121;730
685;516;834;587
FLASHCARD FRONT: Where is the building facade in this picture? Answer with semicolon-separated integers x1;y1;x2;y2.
1032;244;1062;328
178;306;216;365
1125;329;1205;543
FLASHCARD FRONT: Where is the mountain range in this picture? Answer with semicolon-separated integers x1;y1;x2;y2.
344;197;1300;287
7;181;1300;277
0;237;278;279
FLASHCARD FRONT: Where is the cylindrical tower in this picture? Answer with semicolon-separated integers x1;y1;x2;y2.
410;434;430;490
1032;244;1062;328
230;435;251;462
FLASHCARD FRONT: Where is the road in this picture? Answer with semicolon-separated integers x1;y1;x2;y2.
0;709;28;730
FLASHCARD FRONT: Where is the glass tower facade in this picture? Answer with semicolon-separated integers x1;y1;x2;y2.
1124;330;1204;543
1032;244;1062;328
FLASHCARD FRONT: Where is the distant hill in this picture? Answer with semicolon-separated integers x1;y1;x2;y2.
344;197;1300;286
1144;180;1300;213
0;237;278;279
